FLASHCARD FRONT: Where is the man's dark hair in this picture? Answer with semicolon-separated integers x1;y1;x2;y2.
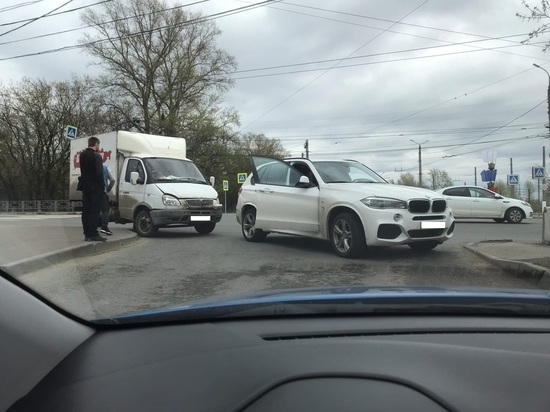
88;136;100;147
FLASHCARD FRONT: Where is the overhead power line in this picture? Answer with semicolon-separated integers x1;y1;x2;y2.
233;43;533;80
240;0;432;131
0;0;75;38
0;0;48;14
0;0;277;62
308;133;545;156
280;1;544;49
0;1;111;28
0;0;211;47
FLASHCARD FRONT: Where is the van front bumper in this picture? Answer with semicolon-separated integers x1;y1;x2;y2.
150;208;223;227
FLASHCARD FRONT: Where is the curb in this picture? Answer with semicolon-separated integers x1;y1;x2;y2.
0;234;140;278
464;243;550;288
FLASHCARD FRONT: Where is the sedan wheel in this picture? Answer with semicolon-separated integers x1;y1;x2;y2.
330;212;365;258
505;207;523;224
241;209;267;242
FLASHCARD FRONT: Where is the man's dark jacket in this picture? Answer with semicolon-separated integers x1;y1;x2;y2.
79;148;104;193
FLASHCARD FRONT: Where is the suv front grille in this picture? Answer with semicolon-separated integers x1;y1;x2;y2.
408;200;430;213
432;199;447;212
408;199;447;214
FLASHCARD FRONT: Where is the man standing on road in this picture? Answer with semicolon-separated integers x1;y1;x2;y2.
79;136;106;242
98;164;115;236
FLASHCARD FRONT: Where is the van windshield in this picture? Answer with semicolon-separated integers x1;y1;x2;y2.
143;158;207;184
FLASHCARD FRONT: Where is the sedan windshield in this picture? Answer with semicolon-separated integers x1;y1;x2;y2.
313;161;387;184
144;158;207;184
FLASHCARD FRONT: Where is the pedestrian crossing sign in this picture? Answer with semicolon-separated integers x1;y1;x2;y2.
65;125;77;139
237;173;247;184
507;174;519;185
532;167;545;179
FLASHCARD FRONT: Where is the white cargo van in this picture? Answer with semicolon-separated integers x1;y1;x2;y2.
69;131;222;236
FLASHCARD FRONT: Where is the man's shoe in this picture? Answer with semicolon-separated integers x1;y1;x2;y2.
100;228;113;236
88;236;107;242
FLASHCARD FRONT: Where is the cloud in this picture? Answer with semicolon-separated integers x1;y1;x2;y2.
1;0;549;193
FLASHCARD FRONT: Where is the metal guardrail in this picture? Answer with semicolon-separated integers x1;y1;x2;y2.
0;200;81;213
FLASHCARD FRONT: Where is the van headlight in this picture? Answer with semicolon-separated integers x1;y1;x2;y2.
162;195;181;207
361;197;407;209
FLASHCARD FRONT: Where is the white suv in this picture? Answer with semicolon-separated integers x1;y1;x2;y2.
236;156;455;258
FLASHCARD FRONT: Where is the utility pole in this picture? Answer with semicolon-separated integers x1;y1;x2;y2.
533;64;549;204
544;146;547;204
510;157;514;198
304;140;309;159
474;167;477;186
410;139;429;187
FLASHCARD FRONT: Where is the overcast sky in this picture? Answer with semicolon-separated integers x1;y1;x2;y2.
2;0;550;194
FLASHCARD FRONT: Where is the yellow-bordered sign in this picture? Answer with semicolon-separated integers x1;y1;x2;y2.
237;173;247;184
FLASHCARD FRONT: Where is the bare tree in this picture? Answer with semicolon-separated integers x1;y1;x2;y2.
397;172;418;187
517;0;550;50
0;77;110;200
428;169;453;190
495;179;511;197
80;0;238;136
216;133;289;211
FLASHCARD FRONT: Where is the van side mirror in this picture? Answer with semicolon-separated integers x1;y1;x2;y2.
210;176;215;186
130;171;140;185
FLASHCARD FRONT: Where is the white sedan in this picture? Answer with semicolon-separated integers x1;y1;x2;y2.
435;186;533;223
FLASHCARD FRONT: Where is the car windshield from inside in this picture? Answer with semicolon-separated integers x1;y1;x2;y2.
0;0;548;326
313;161;387;184
143;158;208;184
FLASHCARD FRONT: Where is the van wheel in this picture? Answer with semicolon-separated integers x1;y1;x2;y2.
134;210;158;237
330;212;365;258
194;222;216;234
242;209;267;242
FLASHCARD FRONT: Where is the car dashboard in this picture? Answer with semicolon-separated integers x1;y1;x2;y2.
8;314;550;412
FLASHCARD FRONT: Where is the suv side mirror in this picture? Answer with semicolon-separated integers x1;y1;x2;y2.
295;175;312;188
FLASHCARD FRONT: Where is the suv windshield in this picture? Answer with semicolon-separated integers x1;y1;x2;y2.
313;161;387;184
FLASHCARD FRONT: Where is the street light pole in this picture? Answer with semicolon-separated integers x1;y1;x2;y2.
533;63;549;204
410;139;429;187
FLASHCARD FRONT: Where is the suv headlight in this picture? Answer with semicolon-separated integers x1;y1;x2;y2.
162;195;181;207
361;197;407;209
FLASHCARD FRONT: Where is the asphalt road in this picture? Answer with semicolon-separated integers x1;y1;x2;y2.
13;214;544;320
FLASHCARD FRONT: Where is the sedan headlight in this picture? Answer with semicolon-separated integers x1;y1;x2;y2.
361;197;407;209
162;195;181;207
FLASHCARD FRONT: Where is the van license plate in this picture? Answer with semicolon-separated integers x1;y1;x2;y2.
421;221;445;229
191;216;210;222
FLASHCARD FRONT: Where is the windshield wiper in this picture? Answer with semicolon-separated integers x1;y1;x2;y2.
174;177;208;184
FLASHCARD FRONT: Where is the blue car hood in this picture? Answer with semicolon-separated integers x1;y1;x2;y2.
101;286;550;324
